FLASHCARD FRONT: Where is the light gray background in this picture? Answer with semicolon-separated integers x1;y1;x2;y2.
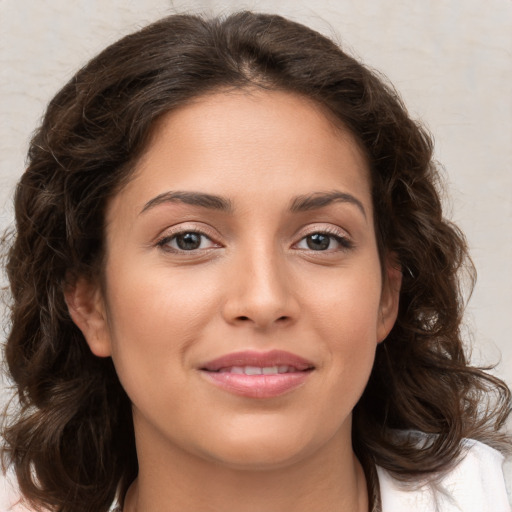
1;0;511;506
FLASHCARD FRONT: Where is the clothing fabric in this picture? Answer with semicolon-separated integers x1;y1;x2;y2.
378;438;511;512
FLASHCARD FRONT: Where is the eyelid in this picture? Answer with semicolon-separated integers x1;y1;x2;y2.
154;222;223;251
292;224;354;251
295;223;351;240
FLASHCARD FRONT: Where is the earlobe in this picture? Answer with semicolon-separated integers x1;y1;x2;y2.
377;257;402;343
63;276;112;357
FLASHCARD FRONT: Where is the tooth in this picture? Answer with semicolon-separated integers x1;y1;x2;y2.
278;365;290;373
245;366;262;375
230;366;244;374
262;366;279;375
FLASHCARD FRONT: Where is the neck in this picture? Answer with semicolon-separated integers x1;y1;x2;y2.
123;426;369;512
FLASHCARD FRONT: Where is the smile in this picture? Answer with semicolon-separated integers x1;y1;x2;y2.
199;350;315;399
216;365;301;374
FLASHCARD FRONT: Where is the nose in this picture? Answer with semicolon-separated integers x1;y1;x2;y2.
221;247;299;330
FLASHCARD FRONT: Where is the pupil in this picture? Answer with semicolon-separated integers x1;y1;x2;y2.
307;233;330;250
177;232;201;250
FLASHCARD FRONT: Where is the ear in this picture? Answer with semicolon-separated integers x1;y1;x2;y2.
64;276;112;357
377;255;402;343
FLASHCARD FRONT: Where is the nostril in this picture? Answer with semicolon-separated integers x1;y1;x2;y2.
236;315;289;323
235;315;292;324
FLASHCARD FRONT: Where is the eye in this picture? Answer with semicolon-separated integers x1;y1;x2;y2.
157;231;218;252
295;232;352;251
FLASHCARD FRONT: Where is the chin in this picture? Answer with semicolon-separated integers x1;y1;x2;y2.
196;421;331;471
206;444;310;471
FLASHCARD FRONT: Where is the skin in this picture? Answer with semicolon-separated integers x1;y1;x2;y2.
67;89;401;512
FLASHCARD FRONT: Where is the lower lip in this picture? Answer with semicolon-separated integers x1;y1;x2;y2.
201;371;311;399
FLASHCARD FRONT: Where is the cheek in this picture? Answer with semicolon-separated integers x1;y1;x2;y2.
102;263;219;390
107;258;217;332
305;264;382;387
307;263;383;339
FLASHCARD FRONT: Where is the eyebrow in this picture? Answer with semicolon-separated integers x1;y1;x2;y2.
140;191;233;214
140;189;366;219
290;191;367;219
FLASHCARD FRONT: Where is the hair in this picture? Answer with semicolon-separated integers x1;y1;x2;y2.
1;11;510;512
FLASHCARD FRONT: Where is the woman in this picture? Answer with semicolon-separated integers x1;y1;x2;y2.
1;11;510;512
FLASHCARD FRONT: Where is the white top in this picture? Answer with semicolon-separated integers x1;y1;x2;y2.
1;439;510;511
378;438;511;512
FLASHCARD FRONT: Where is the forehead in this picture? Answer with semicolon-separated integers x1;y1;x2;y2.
144;88;366;163
108;89;372;219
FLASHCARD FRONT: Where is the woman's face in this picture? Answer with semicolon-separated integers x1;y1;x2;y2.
70;89;400;470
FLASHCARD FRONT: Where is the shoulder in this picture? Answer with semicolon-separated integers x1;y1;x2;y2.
378;437;511;512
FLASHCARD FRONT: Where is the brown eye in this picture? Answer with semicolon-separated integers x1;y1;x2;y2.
294;231;353;252
306;233;330;250
175;232;202;250
157;231;218;252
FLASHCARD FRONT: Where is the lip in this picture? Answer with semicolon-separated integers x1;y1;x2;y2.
199;350;315;399
200;349;314;372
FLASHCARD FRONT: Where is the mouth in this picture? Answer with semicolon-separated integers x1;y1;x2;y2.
212;365;309;375
199;350;315;399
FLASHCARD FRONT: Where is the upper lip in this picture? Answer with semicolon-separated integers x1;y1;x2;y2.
200;350;315;372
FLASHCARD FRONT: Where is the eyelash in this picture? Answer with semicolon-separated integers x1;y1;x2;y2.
294;228;354;252
156;226;353;254
156;230;219;253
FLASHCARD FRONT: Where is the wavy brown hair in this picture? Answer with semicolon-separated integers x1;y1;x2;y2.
2;11;510;512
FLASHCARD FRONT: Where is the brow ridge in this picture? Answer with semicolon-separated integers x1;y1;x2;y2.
141;189;365;218
140;191;233;214
289;191;366;218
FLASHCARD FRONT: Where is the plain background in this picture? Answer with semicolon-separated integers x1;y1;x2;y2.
1;0;511;505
